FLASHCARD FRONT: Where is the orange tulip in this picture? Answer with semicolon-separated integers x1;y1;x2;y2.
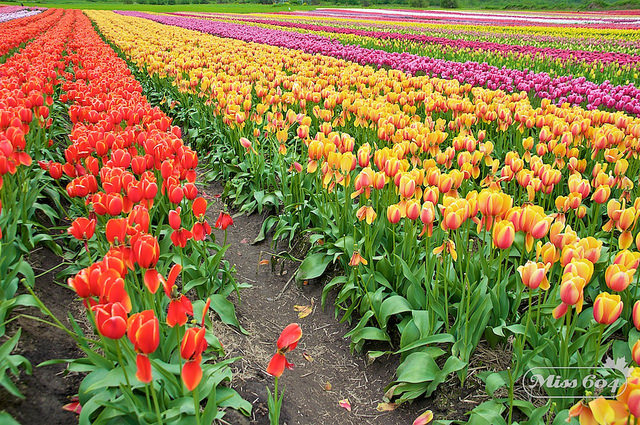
633;301;640;330
633;340;640;366
605;264;635;292
356;206;376;225
406;199;420;221
387;204;401;224
349;251;367;267
492;220;515;250
517;261;550;290
593;292;623;325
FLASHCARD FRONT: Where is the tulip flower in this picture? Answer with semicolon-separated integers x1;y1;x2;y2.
492;220;515;250
214;211;233;230
593;292;623;325
349;251;367;267
605;263;635;292
68;217;96;241
413;410;434;425
633;301;640;331
355;205;376;225
92;302;128;339
387;204;401;224
180;327;207;391
267;323;302;378
106;218;128;245
127;310;160;383
163;264;193;327
131;234;160;269
168;207;181;230
517;261;550;290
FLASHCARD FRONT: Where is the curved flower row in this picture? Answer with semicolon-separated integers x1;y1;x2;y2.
174;11;640;54
0;8;69;237
0;8;62;56
0;8;42;24
175;12;638;87
281;8;640;30
255;11;640;40
117;11;640;116
175;13;640;68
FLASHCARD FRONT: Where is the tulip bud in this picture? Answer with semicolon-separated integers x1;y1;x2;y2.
593;292;623;325
387;204;401;224
492;220;515;250
634;340;640;366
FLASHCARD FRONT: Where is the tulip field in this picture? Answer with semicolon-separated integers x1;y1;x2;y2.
3;4;640;425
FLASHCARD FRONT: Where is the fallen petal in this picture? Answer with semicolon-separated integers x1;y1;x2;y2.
62;401;82;414
413;410;434;425
294;304;313;319
338;398;351;412
376;402;398;412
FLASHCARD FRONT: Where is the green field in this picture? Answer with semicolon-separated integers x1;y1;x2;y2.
4;0;638;15
5;0;322;12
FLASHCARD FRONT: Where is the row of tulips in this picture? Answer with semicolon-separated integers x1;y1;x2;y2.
283;8;640;30
0;9;251;424
0;8;42;24
174;13;640;68
89;9;640;423
176;11;640;54
116;10;640;116
172;12;639;88
0;9;81;423
0;8;61;56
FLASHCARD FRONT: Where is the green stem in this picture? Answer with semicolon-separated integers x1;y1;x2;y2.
150;380;163;425
115;339;132;389
193;385;201;425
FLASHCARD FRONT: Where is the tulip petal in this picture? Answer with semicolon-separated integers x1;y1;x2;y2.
338;399;351;412
413;410;434;425
182;360;203;391
136;354;152;383
276;323;302;350
267;353;286;378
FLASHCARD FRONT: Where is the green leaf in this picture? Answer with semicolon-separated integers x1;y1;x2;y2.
468;400;507;425
209;294;247;334
295;253;331;281
394;333;454;354
484;372;508;397
379;295;412;330
0;412;20;425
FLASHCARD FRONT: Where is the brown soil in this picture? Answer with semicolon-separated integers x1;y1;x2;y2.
0;246;83;425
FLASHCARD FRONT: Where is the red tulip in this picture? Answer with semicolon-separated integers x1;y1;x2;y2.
68;217;96;241
132;234;160;269
192;197;207;218
214;212;233;230
180;326;208;391
267;323;302;378
127;310;159;354
106;218;128;245
168;207;181;230
163;264;193;327
93;302;128;339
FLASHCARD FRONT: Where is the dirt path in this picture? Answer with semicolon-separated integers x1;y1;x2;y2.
204;182;432;425
0;246;83;424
